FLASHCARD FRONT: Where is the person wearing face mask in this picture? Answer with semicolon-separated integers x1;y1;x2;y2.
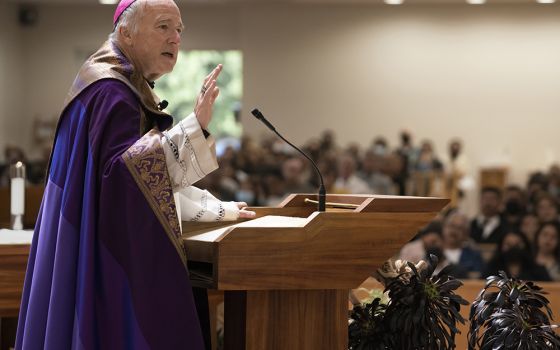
501;185;527;228
235;178;257;206
16;1;255;349
483;230;550;281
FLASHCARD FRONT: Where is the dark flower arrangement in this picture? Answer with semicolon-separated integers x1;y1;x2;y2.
468;271;560;350
349;255;468;350
348;297;391;350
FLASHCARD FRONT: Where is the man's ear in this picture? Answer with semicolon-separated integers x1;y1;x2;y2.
120;25;134;46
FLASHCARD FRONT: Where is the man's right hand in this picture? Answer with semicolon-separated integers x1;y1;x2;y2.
236;202;256;219
194;64;223;130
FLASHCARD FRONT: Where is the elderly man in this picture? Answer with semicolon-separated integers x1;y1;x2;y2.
16;0;254;349
443;212;484;278
333;153;371;194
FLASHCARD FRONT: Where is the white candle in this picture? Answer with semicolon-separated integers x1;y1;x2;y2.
11;177;25;216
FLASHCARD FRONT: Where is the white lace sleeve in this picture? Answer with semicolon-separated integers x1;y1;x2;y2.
176;186;240;222
161;113;218;190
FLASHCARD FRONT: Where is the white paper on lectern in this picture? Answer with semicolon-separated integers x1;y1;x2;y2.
186;215;310;242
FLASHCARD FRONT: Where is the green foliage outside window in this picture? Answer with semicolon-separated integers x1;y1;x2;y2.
155;50;243;137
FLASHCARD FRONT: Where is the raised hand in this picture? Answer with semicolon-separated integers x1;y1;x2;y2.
194;64;223;130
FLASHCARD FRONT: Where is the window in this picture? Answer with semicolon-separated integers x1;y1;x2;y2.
155;50;243;138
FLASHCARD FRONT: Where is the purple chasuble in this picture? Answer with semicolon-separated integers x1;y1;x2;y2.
15;62;205;348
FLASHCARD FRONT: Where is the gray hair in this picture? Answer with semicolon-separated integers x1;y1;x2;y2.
108;0;143;43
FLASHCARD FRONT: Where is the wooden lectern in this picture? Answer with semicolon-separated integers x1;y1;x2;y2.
182;194;448;350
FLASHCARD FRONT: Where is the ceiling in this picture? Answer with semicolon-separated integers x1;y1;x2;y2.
3;0;555;4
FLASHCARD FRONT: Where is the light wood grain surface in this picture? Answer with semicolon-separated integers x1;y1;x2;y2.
188;194;449;349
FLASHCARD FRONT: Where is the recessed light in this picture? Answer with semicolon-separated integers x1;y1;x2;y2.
99;0;118;4
385;0;404;5
466;0;486;4
537;0;555;3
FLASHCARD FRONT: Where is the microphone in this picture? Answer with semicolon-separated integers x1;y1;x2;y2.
251;108;326;212
158;100;169;111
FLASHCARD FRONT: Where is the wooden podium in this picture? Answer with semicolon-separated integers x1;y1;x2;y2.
182;194;449;350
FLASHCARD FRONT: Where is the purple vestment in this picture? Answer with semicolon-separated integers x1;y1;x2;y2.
16;42;205;349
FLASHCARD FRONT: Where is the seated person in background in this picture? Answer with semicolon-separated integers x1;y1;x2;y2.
398;223;443;264
483;230;550;281
535;193;560;224
358;150;395;195
261;172;286;206
233;177;258;206
501;185;527;228
370;136;390;157
333;153;371;194
520;213;540;245
281;157;314;194
470;186;508;244
534;221;560;281
526;172;549;210
442;212;485;279
402;222;468;278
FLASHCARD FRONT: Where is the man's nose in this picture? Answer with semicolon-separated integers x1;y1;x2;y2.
169;31;181;45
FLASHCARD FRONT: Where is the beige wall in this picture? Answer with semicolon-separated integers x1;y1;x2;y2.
241;4;560;186
0;2;24;158
4;3;560;184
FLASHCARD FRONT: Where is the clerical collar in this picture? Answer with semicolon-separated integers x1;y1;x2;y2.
147;80;155;89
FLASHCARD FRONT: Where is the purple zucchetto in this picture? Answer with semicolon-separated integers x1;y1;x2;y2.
113;0;137;26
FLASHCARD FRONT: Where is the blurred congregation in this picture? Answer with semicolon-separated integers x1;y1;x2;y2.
209;130;560;283
4;125;560;283
147;130;560;283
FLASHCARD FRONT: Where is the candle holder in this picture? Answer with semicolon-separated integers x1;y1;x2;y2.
10;161;26;231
